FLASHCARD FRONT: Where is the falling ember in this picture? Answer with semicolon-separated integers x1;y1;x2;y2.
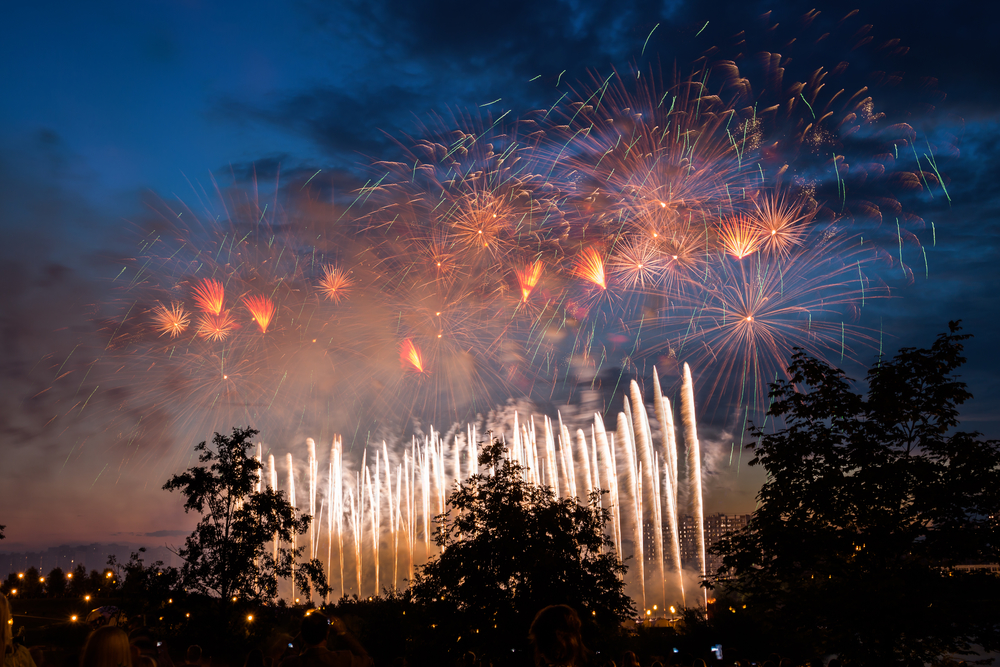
400;339;424;373
516;261;543;301
242;294;276;333
718;215;763;259
151;302;190;338
192;278;226;315
576;247;606;289
317;265;354;304
196;311;236;341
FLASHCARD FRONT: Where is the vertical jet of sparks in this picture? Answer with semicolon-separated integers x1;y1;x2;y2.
382;441;396;589
394;465;403;590
631;379;665;611
467;424;477;479
326;454;333;604
332;437;344;601
682;363;707;608
192;278;225;315
544;416;560;497
558;415;577;499
307;439;317;563
357;451;367;595
653;368;685;605
243;294;276;333
349;487;361;596
286;453;297;603
594;416;622;563
366;462;379;597
617;406;644;612
576;429;593;498
404;449;414;581
269;453;278;598
420;443;431;561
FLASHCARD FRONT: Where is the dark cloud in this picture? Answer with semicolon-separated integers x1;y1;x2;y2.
215;154;325;183
141;530;190;537
212;85;426;162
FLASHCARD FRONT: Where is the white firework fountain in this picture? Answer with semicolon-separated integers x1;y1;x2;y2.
265;363;708;612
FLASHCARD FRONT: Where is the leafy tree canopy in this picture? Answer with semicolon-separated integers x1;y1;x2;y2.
411;437;634;662
164;427;328;604
107;548;182;616
710;322;1000;665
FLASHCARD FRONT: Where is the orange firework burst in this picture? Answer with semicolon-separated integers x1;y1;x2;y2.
317;265;355;303
575;247;606;289
450;193;509;252
400;338;424;373
610;237;663;289
666;235;887;412
718;215;764;259
242;294;276;333
751;192;812;258
197;311;237;342
151;302;190;338
192;278;226;315
516;261;544;301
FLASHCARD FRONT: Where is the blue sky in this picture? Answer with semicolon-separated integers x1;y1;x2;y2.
2;0;999;548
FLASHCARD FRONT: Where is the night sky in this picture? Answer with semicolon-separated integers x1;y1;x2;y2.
3;0;999;551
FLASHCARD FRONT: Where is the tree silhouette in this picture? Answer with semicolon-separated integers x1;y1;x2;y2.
67;564;88;598
710;322;1000;665
164;426;329;603
45;567;66;597
411;436;633;662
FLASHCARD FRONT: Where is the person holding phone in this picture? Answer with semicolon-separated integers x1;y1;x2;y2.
280;613;371;667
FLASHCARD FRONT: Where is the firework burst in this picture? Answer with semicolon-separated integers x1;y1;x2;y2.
317;265;355;304
151;302;190;338
58;9;947;468
242;294;276;333
192;279;226;315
